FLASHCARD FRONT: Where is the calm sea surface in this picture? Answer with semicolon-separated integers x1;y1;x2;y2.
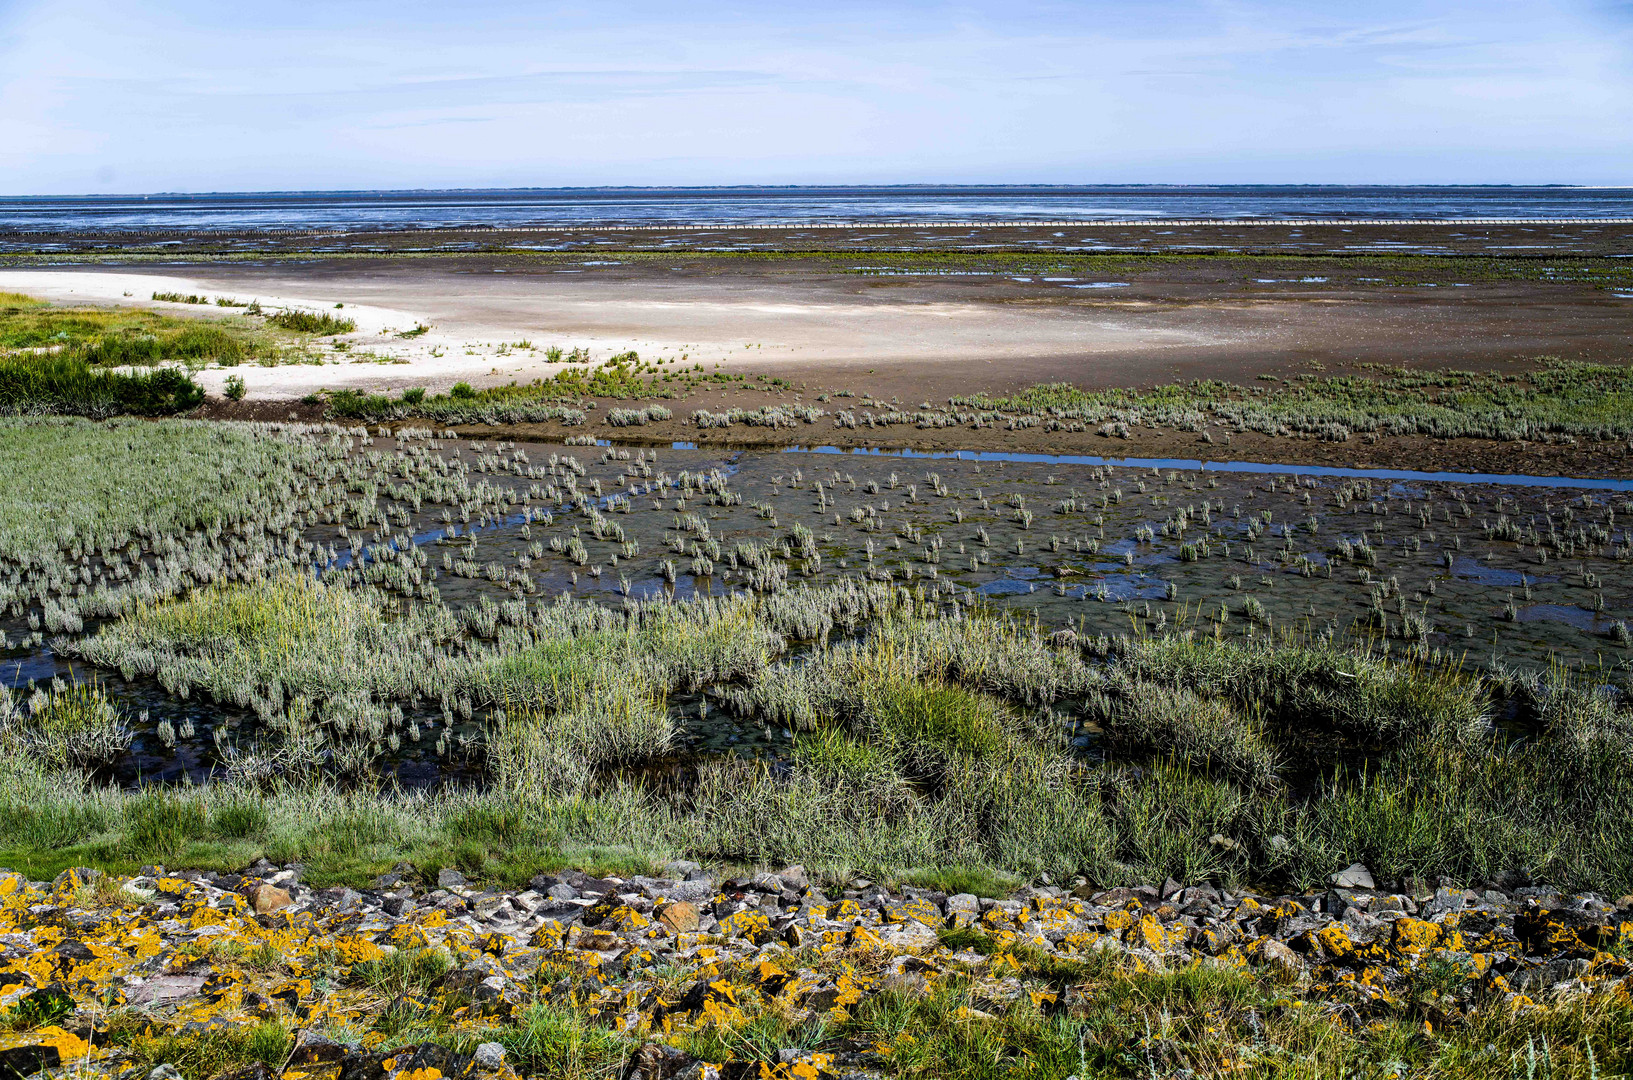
2;186;1630;233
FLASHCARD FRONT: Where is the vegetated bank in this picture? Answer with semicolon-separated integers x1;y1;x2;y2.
0;290;374;418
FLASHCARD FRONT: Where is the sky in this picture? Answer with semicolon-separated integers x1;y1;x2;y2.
0;0;1629;194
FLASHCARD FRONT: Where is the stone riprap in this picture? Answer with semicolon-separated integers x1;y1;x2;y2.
0;862;1630;1080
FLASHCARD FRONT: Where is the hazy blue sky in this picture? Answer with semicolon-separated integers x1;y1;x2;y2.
1;0;1629;194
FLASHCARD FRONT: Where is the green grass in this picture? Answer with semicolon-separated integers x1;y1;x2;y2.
903;866;1018;898
484;1002;627;1078
0;294;271;367
112;1017;292;1079
0;353;203;417
266;309;356;335
349;947;455;996
326;353;713;423
11;572;1633;896
58;581;1633;888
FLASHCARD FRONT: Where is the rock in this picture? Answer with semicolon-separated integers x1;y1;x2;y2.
243;884;292;914
1373;894;1416;915
658;901;700;935
878;921;939;949
635;877;714;904
148;1067;184;1080
0;1045;65;1079
1258;939;1306;978
776;864;810;892
213;1065;273;1080
624;1041;694;1079
946;893;980;928
288;1032;348;1068
1422;886;1479;919
343;1043;473;1080
473;1043;506;1070
322;888;365;915
1268;834;1292;855
745;872;786;893
1208;833;1240;853
1178;883;1221;906
125;975;208;1006
663;860;702;878
1329;864;1375;891
52;867;102;891
1341;907;1384;936
437;868;469;890
1510;958;1592;994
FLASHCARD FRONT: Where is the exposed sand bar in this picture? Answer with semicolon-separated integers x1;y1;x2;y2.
0;267;1223;400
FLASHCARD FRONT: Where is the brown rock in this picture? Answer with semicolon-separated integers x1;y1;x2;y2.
657;901;700;935
245;884;292;914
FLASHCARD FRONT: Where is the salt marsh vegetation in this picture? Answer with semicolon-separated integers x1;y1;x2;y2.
948;362;1633;445
0;292;387;417
264;309;357;335
2;415;1632;895
0;291;313;370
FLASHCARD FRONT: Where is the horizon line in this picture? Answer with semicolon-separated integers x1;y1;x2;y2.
4;182;1631;201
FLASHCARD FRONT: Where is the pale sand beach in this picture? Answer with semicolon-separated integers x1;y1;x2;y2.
0;266;1228;400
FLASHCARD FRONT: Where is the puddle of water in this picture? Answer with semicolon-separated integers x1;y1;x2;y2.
1518;604;1612;632
1452;557;1556;587
4;649;62;688
977;579;1038;596
1062;282;1130;289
